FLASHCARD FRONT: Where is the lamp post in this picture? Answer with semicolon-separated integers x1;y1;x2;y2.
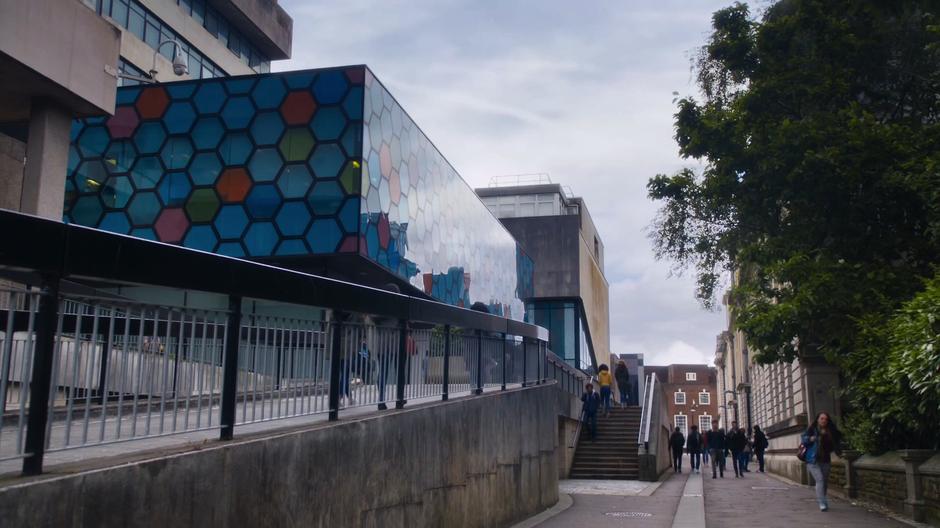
724;390;738;426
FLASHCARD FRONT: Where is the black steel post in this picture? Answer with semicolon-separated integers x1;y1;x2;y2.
395;320;408;409
22;277;59;476
219;295;242;440
328;312;345;421
521;338;528;388
442;325;451;401
96;312;115;404
501;333;507;391
474;330;483;395
536;341;542;385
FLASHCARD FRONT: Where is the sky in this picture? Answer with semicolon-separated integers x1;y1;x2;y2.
276;0;734;366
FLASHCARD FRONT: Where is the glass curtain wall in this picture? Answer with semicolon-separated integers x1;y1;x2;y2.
525;300;592;371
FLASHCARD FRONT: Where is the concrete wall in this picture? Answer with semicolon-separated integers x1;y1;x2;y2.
500;216;581;299
0;133;25;211
0;383;578;528
577;231;609;361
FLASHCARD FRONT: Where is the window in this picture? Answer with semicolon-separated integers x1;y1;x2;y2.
674;391;686;405
699;391;710;405
675;415;688;436
699;415;712;431
686;372;697;381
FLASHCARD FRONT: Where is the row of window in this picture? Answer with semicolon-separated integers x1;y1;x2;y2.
173;0;270;72
481;193;579;219
674;414;713;435
117;58;148;87
97;0;227;80
674;391;710;405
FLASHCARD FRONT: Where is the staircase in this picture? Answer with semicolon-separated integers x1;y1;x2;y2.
569;406;642;480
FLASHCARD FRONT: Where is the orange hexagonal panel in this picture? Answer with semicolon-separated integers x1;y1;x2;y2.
136;87;170;120
216;168;253;203
280;91;317;125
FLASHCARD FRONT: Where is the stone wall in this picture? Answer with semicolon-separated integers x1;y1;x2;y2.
0;384;577;527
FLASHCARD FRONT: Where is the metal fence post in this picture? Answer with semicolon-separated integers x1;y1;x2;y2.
535;341;542;385
328;311;345;421
22;277;59;476
501;333;507;391
442;325;451;401
474;330;483;395
521;338;528;388
396;320;408;409
219;295;242;440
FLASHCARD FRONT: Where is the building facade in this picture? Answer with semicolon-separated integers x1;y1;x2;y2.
62;66;534;317
0;0;292;221
476;179;609;369
645;364;719;437
715;284;843;483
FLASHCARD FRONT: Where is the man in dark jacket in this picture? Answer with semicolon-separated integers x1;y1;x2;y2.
669;427;686;473
705;421;727;478
686;424;703;474
728;421;748;477
753;425;769;473
580;383;601;441
614;361;631;407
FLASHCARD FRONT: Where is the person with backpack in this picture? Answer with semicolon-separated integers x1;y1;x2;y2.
728;421;747;477
597;364;613;417
801;411;843;512
705;421;727;478
753;425;769;473
580;383;601;441
614;360;630;407
669;426;686;473
686;424;703;474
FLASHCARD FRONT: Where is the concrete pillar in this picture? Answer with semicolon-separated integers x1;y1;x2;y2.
21;99;71;220
0;132;26;211
899;449;935;522
801;361;840;420
841;449;861;498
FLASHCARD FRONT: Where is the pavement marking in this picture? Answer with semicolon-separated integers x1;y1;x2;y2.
671;472;704;528
508;493;573;528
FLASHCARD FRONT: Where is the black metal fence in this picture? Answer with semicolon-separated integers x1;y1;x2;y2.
0;210;587;476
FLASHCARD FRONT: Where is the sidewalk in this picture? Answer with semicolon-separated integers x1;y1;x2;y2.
703;467;910;527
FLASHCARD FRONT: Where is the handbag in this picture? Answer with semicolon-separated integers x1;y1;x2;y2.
796;443;807;462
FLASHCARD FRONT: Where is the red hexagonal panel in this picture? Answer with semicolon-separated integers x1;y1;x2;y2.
378;212;390;249
379;143;392;180
154;208;188;243
107;106;140;139
216;168;253;203
136;87;170;120
339;235;358;253
345;68;364;85
280;91;317;125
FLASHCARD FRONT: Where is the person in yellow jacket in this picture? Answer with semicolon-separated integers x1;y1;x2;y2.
597;364;613;417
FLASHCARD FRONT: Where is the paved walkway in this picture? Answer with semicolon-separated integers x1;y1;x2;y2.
532;475;687;527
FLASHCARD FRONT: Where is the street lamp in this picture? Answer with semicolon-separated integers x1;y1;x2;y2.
724;390;739;426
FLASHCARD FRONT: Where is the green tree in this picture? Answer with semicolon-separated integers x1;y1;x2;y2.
648;0;940;449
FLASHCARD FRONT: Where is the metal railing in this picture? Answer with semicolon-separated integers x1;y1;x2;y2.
638;373;655;447
0;209;568;476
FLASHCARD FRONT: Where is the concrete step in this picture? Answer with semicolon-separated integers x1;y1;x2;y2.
568;472;639;480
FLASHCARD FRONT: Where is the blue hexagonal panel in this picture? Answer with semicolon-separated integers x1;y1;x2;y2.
214;205;249;239
220;96;255;129
244;222;278;256
245;184;280;219
309;143;345;179
274;201;311;237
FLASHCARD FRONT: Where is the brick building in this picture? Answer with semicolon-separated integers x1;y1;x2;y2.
646;364;719;436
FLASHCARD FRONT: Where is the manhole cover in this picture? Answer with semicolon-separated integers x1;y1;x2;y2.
751;486;788;490
605;512;653;518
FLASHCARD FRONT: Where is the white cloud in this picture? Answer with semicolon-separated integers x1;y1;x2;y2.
278;0;731;366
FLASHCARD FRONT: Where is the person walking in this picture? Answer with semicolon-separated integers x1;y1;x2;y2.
742;428;753;472
580;383;601;441
669;426;686;473
686;424;703;474
614;360;630;407
597;364;613;417
705;421;726;478
801;411;842;512
728;421;747;477
753;425;768;473
701;427;710;467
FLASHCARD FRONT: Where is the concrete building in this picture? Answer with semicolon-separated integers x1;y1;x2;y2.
715;284;843;482
0;0;292;220
476;176;609;370
645;364;719;436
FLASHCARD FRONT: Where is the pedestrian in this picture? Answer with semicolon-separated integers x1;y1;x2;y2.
670;426;686;473
728;421;747;477
702;427;710;466
597;364;613;416
705;421;726;478
801;411;843;512
686;424;702;474
753;425;768;472
614;360;630;407
580;383;601;441
742;428;752;472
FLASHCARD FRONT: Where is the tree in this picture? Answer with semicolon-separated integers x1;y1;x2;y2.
648;0;940;449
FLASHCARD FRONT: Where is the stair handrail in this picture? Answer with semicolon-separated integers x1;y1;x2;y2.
637;374;655;448
568;375;596;448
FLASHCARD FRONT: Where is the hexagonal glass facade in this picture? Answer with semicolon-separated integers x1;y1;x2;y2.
64;66;533;319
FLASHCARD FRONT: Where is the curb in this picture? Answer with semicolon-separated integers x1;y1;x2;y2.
509;493;574;528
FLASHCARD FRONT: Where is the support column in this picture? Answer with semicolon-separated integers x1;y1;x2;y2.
899;449;934;522
22;99;71;220
22;277;59;475
841;449;861;499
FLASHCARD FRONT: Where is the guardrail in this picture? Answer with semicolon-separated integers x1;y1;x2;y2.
0;209;561;476
637;373;655;448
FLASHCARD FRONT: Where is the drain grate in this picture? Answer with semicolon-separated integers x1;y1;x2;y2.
605;512;653;518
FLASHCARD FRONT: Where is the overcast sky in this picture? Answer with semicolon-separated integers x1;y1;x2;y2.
277;0;733;366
